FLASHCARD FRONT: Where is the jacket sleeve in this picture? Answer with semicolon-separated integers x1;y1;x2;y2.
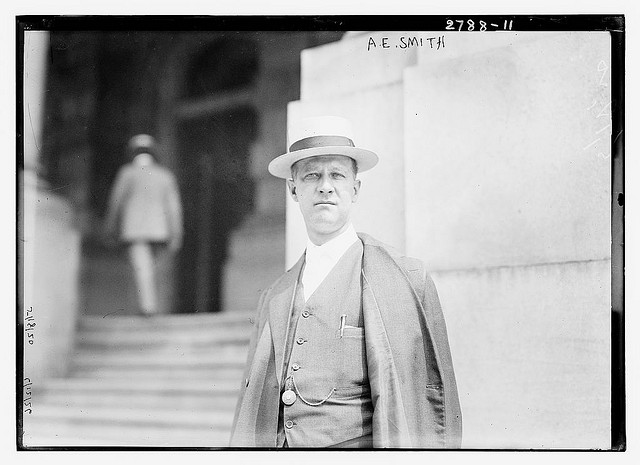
103;167;130;239
164;173;183;246
230;288;269;437
363;250;462;448
419;269;463;448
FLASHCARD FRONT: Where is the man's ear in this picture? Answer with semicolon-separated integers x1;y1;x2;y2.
286;178;298;202
352;179;362;202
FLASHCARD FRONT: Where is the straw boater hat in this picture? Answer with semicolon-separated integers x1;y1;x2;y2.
127;134;159;160
268;116;379;179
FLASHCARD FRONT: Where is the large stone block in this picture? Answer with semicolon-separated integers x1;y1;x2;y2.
415;31;540;66
404;32;612;270
300;32;418;99
433;259;610;448
23;179;81;381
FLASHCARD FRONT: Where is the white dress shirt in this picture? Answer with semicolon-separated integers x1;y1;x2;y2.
302;223;359;302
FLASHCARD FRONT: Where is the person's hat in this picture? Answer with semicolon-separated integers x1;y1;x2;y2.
268;116;378;179
127;134;158;158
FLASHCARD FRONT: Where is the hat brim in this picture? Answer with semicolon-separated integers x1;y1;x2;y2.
268;146;378;179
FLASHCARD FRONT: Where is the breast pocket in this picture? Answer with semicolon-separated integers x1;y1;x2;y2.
341;325;364;338
336;326;368;392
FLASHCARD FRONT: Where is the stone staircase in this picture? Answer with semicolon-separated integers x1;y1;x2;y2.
23;312;254;447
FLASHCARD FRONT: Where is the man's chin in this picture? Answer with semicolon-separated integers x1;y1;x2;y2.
306;218;349;236
308;214;338;227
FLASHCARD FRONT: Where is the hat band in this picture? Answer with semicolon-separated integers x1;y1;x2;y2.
289;135;354;152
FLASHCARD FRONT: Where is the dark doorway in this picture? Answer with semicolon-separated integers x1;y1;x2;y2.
176;108;257;313
175;36;259;314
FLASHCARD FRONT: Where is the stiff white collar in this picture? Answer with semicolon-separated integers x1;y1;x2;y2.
302;223;359;302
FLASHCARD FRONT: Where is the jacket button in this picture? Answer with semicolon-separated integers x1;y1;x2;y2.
296;337;305;345
302;310;310;318
285;420;294;429
291;363;300;371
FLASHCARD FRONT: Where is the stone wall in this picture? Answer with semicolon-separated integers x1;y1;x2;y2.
22;176;81;381
22;31;81;383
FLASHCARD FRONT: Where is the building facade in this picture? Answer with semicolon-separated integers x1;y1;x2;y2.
39;31;344;317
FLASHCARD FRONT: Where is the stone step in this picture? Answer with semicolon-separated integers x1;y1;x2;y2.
71;365;244;381
78;316;254;335
79;312;255;331
37;388;239;411
71;348;248;369
75;327;251;349
22;422;231;447
24;404;235;431
39;378;241;396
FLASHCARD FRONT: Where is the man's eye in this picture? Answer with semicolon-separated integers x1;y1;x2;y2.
304;173;319;180
332;173;346;179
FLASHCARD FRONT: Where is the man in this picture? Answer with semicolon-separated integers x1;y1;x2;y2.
230;116;461;448
104;134;183;316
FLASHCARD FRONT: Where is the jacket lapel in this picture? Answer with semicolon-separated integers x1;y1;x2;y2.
267;254;304;387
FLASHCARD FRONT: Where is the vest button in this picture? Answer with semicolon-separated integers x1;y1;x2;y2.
285;420;294;429
302;310;310;318
296;337;305;345
291;363;300;371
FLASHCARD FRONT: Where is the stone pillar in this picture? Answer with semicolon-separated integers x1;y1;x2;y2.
288;32;611;448
154;40;184;315
22;31;81;386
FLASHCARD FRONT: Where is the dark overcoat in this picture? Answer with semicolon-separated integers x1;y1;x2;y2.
230;233;462;448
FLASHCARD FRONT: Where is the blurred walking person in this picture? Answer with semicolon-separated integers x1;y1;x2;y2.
104;134;183;316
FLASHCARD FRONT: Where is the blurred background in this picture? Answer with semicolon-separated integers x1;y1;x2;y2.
20;29;344;447
20;27;617;449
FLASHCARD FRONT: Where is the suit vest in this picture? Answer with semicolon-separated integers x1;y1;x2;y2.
276;240;373;447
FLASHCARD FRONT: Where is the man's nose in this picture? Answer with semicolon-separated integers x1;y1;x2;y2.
318;175;334;194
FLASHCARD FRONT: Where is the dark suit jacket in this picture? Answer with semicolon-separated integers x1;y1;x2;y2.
230;233;462;448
